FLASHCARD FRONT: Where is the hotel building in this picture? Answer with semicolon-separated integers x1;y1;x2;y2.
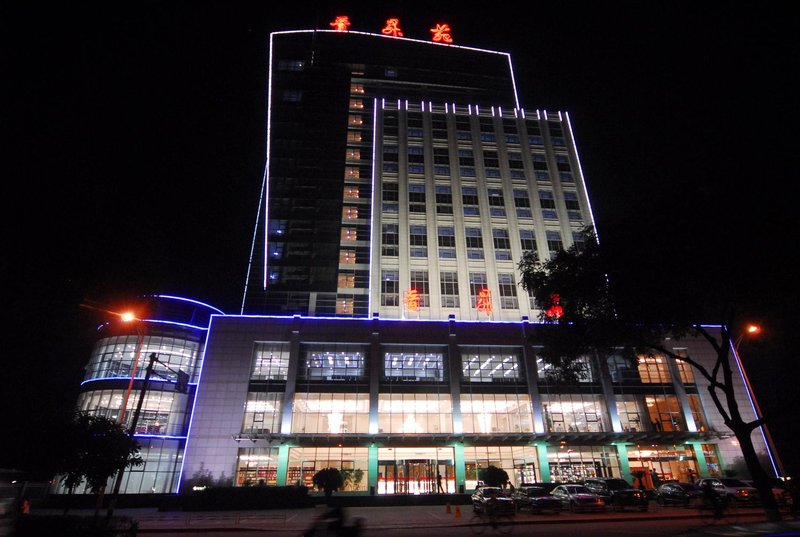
68;23;777;495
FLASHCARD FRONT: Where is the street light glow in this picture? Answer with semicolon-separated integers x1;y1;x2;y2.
746;324;761;335
120;312;137;322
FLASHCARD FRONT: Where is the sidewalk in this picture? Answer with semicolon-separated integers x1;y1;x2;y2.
31;504;800;535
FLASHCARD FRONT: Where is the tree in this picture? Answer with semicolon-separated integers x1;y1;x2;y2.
55;413;143;514
518;227;781;521
478;465;509;488
312;468;344;503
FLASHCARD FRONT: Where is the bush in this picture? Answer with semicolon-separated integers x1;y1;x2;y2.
180;485;312;511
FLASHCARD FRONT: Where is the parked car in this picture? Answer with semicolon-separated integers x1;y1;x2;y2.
551;484;606;512
472;486;516;514
742;479;789;505
696;478;760;505
654;482;702;506
511;484;563;514
583;478;648;511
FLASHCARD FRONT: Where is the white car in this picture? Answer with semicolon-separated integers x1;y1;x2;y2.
551;484;606;512
696;478;760;505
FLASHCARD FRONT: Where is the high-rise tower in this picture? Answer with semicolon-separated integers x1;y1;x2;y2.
242;29;593;321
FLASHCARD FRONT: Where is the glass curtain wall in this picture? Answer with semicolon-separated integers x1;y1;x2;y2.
288;447;369;491
464;446;538;490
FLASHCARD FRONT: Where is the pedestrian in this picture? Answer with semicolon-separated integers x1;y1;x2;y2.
437;472;444;494
20;496;30;516
650;469;661;488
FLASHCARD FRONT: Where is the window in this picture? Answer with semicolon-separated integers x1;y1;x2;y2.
638;356;672;383
488;188;504;206
408;145;424;163
242;392;282;435
381;224;398;256
461;394;532;433
519;230;538;255
462;186;479;216
645;395;684;431
616;396;647;432
291;393;369;433
341;227;357;241
339;250;356;264
433;147;449;165
383;347;446;381
436;185;453;214
347;131;362;143
493;228;511;250
383;183;398;201
282;90;303;102
377;394;453;433
342;207;358;220
461;347;521;382
409;270;430;307
465;227;483;259
344;186;359;199
251;342;291;380
348;115;363;126
497;273;518;309
542;394;608;432
438;226;456;259
513;189;530;207
440;271;460;307
279;60;305;71
409;225;427;257
349;98;364;109
469;272;488;308
409;184;426;213
508;151;524;169
539;190;555;209
381;270;399;306
338;272;355;288
546;230;563;255
350;83;365;94
458;149;475;166
300;345;367;380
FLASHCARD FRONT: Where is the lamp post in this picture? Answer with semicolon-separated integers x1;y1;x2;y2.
730;324;785;477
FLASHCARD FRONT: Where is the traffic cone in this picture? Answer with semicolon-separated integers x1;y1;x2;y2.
446;502;451;513
454;505;461;518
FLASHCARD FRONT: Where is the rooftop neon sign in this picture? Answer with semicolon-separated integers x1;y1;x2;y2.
329;15;453;43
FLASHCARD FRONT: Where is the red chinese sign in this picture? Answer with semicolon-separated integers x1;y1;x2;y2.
430;23;453;43
330;16;351;32
404;289;420;312
382;18;403;37
545;293;563;320
476;288;493;316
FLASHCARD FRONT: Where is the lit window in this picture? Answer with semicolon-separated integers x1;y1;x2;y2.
349;99;364;109
346;149;361;160
350;83;365;94
340;250;356;264
338;273;355;288
345;167;360;178
349;115;363;126
343;207;358;220
347;131;362;143
344;186;359;199
336;298;354;314
341;227;357;241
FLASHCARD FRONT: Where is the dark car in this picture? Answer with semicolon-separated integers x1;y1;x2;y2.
696;478;760;505
655;482;702;506
471;486;516;515
551;484;606;512
583;478;648;511
511;485;563;514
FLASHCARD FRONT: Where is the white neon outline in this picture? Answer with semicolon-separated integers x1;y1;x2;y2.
368;99;378;316
154;294;225;315
564;112;599;241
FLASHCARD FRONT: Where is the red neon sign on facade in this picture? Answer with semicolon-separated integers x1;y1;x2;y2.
476;288;493;316
430;23;453;43
330;16;351;32
545;293;564;320
404;289;420;312
382;18;403;37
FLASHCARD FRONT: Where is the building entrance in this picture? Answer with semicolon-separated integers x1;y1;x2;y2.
377;447;455;494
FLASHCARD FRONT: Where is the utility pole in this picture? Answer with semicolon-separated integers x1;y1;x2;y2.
106;353;157;519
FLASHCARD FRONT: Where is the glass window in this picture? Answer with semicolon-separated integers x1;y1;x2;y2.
291;393;370;434
638;356;672;383
440;271;460;308
251;342;290;380
497;273;518;309
469;272;488;308
236;447;280;487
377;394;453;433
83;335;200;383
242;392;282;434
300;344;367;380
288;447;369;491
616;395;648;432
409;270;430;307
464;446;539;490
461;347;521;382
546;230;563;254
381;269;400;306
542;394;608;432
461;394;533;433
645;395;684;431
383;347;445;381
547;445;621;483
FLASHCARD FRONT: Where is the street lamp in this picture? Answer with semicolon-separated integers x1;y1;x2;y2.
730;323;784;477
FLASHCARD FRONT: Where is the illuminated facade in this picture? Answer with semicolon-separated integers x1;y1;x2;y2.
67;26;776;496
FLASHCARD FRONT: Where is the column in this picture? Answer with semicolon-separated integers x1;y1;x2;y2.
615;443;632;480
277;444;290;486
522;319;544;433
369;317;381;434
666;357;697;431
535;442;550;482
280;316;302;434
689;442;710;477
447;318;463;433
454;442;466;493
596;352;622;432
368;443;379;495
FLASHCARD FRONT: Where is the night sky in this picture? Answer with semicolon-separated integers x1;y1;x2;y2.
4;2;798;478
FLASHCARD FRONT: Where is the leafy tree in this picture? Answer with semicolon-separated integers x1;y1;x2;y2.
518;227;781;521
478;465;509;488
312;468;344;503
55;413;142;514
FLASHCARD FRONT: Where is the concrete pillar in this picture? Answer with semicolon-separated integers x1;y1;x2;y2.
535;442;550;482
277;444;290;486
